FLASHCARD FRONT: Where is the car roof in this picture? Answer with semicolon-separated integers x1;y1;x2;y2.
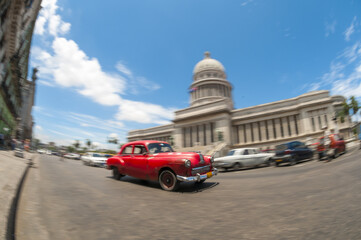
231;148;257;151
125;140;169;145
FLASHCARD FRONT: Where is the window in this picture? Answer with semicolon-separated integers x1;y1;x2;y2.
280;118;284;137
122;146;133;154
134;145;146;154
258;122;262;141
148;143;174;154
318;116;322;130
311;117;316;132
243;149;249;155
227;150;235;156
324;115;328;127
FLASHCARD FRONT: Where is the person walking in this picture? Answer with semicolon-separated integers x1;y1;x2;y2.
0;133;4;150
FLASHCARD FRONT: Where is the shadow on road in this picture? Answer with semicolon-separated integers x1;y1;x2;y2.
106;175;219;193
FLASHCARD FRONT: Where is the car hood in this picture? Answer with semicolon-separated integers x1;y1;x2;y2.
151;152;210;167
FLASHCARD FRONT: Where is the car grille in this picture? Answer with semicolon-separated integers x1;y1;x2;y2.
191;165;210;175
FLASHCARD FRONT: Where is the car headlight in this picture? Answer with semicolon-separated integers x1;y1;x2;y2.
184;159;191;168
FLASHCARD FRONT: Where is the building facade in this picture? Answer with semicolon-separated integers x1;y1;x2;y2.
0;0;41;139
128;52;352;155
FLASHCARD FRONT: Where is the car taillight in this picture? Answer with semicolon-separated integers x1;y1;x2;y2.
285;149;292;154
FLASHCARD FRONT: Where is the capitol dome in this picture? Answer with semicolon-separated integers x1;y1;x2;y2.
193;51;225;74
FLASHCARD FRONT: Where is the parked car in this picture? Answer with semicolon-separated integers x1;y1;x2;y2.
214;148;274;171
14;147;24;158
81;152;108;167
106;140;218;191
272;141;313;166
316;134;346;160
64;153;81;160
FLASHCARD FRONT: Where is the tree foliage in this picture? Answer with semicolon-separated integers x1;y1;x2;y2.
338;96;360;123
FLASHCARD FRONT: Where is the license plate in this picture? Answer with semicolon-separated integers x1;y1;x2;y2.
206;172;213;178
276;159;282;162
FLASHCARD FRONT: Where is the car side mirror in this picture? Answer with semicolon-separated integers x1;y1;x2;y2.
143;152;149;156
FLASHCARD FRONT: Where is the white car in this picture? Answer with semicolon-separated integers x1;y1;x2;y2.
81;152;108;167
64;153;80;160
214;148;274;170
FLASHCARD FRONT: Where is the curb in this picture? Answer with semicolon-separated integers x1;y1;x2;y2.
5;158;33;240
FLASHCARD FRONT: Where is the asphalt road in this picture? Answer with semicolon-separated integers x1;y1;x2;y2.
16;148;361;240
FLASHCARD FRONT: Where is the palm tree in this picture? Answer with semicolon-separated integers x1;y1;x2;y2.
338;96;360;123
350;96;360;119
73;140;80;149
86;139;92;150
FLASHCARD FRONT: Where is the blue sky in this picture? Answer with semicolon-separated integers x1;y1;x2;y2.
30;0;361;149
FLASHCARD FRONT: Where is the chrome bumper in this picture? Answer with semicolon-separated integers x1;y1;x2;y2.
176;168;218;182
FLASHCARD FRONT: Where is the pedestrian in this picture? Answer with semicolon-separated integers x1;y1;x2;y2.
0;133;4;150
320;126;331;162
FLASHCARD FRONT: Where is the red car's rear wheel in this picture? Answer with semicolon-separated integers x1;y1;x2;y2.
159;170;179;191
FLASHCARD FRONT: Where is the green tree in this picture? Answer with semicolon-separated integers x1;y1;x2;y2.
73;140;80;149
67;146;75;153
338;96;359;123
86;139;92;149
350;96;359;117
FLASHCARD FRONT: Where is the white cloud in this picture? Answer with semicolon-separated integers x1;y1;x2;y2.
344;17;357;42
31;0;176;148
116;99;175;124
325;20;336;37
35;0;71;37
108;133;118;139
116;62;133;78
308;41;361;99
241;0;254;7
33;37;126;106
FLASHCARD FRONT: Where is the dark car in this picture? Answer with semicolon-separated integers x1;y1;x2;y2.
272;141;313;166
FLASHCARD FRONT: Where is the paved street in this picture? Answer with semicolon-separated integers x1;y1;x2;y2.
17;148;361;240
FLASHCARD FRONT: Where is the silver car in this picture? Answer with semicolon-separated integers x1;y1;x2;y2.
214;148;274;170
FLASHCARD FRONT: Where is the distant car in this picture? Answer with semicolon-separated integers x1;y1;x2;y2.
214;148;274;171
14;148;24;158
316;134;346;160
272;141;313;166
106;140;218;191
81;152;108;167
64;153;81;160
51;152;60;156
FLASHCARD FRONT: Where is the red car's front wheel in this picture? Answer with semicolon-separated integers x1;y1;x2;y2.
159;170;179;191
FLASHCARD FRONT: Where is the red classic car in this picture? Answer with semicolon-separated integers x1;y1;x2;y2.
316;133;346;160
106;140;218;191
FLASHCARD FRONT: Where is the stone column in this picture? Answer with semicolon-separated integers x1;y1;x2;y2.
267;120;274;140
289;116;296;137
238;124;244;144
280;117;288;137
260;121;266;142
252;122;259;142
274;118;281;139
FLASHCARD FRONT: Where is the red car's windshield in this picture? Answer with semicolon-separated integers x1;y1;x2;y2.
147;143;174;154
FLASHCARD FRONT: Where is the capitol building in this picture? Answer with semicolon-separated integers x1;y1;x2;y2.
128;52;352;155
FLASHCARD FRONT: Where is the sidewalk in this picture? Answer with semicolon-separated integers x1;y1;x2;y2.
0;150;31;240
